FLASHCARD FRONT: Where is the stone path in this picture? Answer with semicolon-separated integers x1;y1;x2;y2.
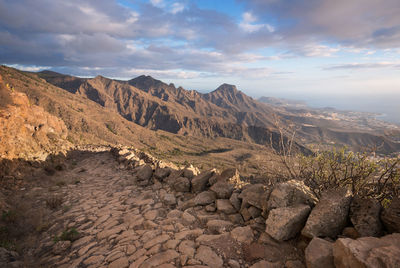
30;149;302;268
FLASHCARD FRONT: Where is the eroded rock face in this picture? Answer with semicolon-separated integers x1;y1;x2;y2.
350;197;382;237
267;180;318;211
265;204;311;241
305;237;334;268
381;197;400;233
302;188;352;239
333;233;400;268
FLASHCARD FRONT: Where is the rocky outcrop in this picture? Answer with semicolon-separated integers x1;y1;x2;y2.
333;233;400;268
302;188;352;239
265;204;311;241
381;197;400;233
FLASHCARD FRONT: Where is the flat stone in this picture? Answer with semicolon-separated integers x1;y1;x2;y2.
144;210;158;221
140;250;179;268
108;257;129;268
249;260;282;268
239;184;269;210
182;211;196;225
144;234;170;249
178;240;196;258
195;245;223;268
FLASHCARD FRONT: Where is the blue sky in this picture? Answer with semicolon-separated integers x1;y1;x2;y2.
0;0;399;119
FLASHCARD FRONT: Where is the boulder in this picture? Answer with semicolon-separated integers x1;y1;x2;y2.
302;188;352;239
239;184;270;210
173;177;191;192
136;165;153;181
305;237;334;268
381;197;400;233
216;199;236;214
194;191;217;206
333;233;400;268
210;181;234;199
249;260;282;268
191;170;216;193
162;193;176;206
350;197;382;237
248;206;261;219
154;167;171;180
265;204;311;241
267;180;318;211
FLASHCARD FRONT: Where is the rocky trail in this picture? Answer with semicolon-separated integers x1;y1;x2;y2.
2;147;400;268
10;149;300;268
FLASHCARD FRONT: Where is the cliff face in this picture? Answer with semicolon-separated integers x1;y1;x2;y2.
0;74;70;160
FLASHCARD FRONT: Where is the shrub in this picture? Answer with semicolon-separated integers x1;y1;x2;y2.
54;227;80;242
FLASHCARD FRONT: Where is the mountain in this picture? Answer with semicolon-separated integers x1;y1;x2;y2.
1;65;399;157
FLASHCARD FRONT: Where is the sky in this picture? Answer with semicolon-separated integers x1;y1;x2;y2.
0;0;399;121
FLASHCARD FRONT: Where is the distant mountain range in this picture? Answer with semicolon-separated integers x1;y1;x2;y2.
1;65;399;158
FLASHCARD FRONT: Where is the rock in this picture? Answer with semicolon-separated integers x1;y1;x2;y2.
228;214;244;225
381;197;400;233
305;237;334;268
173;177;191;192
229;192;241;211
285;260;305;268
268;180;318;211
154;167;171;180
216;199;236;214
52;240;71;255
220;168;239;181
207;220;233;234
210;181;234;199
205;203;216;212
350;197;382;237
182;211;196;225
167;209;182;219
302;188;352;239
191;170;216;193
178;240;196;258
140;249;179;268
342;227;359;239
109;257;129;268
240;207;252;221
183;165;199;179
266;204;311;241
136;165;153;181
0;247;19;265
195;245;223;267
333;233;400;268
248;206;261;219
228;259;240;268
230;226;254;244
239;184;269;210
162;193;176;206
249;260;282;268
194;191;216;206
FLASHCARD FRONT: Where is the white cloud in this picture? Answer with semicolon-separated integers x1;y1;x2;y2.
170;2;185;14
150;0;164;8
6;64;50;72
239;12;275;33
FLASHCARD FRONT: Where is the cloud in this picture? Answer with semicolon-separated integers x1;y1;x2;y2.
240;0;400;49
170;2;184;14
323;62;400;70
239;12;275;33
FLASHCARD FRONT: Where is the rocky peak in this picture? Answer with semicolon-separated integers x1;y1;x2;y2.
214;83;238;95
128;75;171;92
